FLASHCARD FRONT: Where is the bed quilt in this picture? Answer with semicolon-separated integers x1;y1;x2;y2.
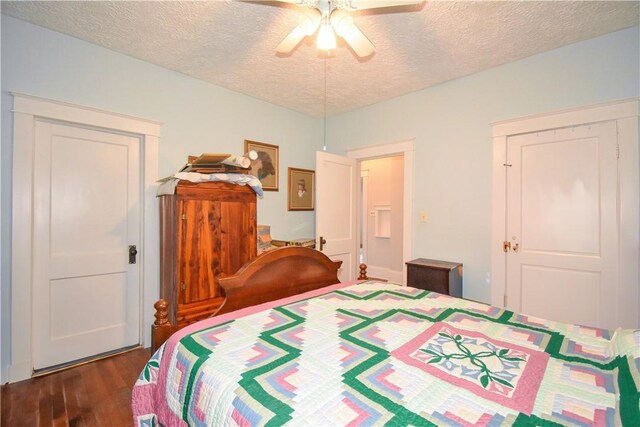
132;282;640;426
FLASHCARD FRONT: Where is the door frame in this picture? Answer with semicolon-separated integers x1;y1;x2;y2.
347;139;414;284
360;168;369;265
491;98;639;328
10;93;161;382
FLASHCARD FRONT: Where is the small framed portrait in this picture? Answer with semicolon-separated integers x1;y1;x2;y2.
244;140;279;191
288;167;314;211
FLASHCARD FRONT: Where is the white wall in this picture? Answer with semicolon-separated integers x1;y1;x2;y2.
0;15;322;381
327;26;640;303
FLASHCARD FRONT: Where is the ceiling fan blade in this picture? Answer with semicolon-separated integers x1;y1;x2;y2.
299;8;322;34
276;26;308;53
268;0;307;4
276;8;321;53
331;10;375;57
342;23;375;57
347;0;422;10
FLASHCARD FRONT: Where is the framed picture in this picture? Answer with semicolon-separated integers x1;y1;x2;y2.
288;167;315;211
244;140;279;191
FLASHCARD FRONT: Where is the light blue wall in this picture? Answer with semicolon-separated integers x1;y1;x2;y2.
327;26;640;303
1;13;638;381
0;15;322;381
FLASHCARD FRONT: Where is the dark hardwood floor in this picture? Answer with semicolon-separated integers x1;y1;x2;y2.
1;347;151;427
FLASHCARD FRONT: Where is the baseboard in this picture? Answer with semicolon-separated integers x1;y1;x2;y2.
365;265;403;284
8;360;31;383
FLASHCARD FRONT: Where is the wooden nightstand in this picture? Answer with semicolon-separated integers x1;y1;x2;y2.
405;258;463;297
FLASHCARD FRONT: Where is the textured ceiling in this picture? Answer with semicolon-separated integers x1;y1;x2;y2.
2;1;638;117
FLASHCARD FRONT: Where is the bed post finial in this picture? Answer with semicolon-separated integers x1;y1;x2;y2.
154;299;169;326
152;299;178;352
358;264;368;280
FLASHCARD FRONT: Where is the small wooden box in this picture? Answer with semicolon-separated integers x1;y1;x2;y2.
406;258;463;297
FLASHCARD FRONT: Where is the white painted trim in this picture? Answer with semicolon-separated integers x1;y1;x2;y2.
365;265;403;284
347;139;414;285
142;135;160;347
617;115;640;328
491;98;639;328
360;169;369;265
11;92;162;136
10;111;35;382
490;136;507;307
492;98;639;137
10;93;161;382
348;139;415;160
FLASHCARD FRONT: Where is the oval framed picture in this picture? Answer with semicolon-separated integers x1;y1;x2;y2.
244;140;279;191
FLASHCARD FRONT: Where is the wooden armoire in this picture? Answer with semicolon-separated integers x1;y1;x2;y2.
159;180;257;327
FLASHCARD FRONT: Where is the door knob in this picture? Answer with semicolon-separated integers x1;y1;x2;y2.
502;241;519;253
319;236;327;251
129;245;138;264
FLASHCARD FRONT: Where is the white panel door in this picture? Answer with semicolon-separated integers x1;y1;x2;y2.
316;151;357;282
33;121;141;370
505;121;618;329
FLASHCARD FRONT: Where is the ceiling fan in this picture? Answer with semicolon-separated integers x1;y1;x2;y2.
272;0;423;57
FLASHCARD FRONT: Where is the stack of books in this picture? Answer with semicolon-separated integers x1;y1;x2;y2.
257;225;272;255
179;153;251;174
271;238;316;249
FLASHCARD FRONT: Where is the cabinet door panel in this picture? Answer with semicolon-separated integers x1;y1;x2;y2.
178;198;222;304
219;201;256;275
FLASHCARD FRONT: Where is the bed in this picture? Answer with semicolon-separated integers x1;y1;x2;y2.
133;247;640;426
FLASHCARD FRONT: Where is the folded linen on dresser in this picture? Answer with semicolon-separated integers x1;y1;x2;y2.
157;172;263;197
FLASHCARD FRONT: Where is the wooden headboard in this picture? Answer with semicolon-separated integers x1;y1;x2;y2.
216;246;342;315
151;247;348;351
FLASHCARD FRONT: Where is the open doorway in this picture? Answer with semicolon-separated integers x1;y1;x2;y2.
359;156;404;282
347;139;414;284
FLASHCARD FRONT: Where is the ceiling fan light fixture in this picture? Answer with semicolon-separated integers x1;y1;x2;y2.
317;22;336;51
273;0;421;57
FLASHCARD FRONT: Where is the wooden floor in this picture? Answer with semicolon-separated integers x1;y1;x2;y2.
1;347;151;427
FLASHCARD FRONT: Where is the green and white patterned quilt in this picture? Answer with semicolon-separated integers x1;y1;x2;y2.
132;282;640;426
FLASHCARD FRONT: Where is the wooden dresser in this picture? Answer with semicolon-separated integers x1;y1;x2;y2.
405;258;463;297
159;181;257;327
